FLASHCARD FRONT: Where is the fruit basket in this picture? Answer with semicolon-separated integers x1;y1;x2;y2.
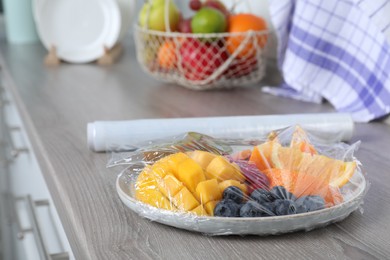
134;0;271;90
110;127;368;235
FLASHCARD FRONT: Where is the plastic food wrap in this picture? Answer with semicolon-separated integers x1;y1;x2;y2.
110;126;368;235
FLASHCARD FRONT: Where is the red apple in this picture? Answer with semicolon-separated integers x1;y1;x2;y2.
178;17;192;33
225;56;258;78
180;39;228;81
189;0;202;11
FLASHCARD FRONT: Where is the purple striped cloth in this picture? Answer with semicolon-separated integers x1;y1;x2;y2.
263;0;390;122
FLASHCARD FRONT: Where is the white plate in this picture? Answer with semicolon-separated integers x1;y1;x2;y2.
116;168;367;236
34;0;120;63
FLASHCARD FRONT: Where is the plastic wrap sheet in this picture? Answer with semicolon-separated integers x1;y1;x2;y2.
110;126;368;236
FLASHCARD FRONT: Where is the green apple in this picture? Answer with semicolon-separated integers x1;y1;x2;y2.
139;0;181;31
191;7;227;34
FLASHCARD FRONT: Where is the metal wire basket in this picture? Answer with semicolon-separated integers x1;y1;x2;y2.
134;1;270;90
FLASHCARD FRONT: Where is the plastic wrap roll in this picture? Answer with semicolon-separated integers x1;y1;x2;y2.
87;113;354;152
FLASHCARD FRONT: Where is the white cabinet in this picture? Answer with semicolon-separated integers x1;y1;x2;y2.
0;70;74;260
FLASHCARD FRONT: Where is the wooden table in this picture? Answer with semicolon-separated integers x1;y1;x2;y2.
1;34;389;259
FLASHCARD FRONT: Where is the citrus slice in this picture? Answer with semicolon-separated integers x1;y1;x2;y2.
269;144;356;188
263;168;344;207
271;145;303;172
262;168;296;192
290;126;317;155
249;141;280;171
329;161;357;188
297;153;357;188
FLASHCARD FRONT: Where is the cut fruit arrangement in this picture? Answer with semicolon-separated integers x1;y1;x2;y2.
134;0;269;90
134;126;359;218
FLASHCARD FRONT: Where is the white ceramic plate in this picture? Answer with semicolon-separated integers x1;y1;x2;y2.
34;0;120;63
117;168;367;236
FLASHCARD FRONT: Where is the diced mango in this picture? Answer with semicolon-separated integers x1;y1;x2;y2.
177;158;206;193
135;189;175;211
204;200;219;216
189;205;207;216
188;150;217;170
218;180;248;195
135;167;158;190
151;161;172;179
206;156;245;182
172;187;200;211
196;179;222;204
167;152;190;177
158;174;183;198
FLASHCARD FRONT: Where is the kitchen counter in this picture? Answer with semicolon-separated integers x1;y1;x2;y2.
1;34;390;259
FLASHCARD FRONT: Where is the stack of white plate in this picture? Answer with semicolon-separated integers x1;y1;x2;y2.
33;0;135;63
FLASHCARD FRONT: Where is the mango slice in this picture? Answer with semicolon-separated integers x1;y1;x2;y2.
204;200;219;216
188;150;217;170
177;158;206;193
135;189;175;211
158;174;183;198
206;156;245;182
167;152;190;177
172;187;200;211
196;179;222;204
189;205;207;216
135;168;175;211
135;151;249;215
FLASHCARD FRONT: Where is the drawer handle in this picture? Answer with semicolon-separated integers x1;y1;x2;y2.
7;126;29;158
15;196;70;260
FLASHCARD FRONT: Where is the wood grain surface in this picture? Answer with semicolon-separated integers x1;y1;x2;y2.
1;34;389;260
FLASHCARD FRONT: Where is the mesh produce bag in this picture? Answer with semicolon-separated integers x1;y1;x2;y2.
134;0;270;90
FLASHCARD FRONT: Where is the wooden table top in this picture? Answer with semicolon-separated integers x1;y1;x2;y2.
1;35;389;260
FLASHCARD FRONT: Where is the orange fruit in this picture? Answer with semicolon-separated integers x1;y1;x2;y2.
157;40;178;69
263;168;344;207
249;140;280;171
226;14;268;59
269;142;356;188
323;185;344;207
290;126;317;155
263;168;296;192
271;145;303;172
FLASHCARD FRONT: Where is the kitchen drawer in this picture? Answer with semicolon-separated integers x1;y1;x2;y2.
0;71;74;260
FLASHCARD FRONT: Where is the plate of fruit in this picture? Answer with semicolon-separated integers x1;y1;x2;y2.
134;0;270;90
115;127;367;235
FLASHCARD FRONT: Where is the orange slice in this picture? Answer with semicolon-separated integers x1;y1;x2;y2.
270;144;356;188
329;161;357;188
263;168;344;207
271;145;303;172
262;168;296;192
249;140;281;171
290;126;317;155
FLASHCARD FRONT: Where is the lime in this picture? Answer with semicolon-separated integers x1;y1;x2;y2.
191;8;227;34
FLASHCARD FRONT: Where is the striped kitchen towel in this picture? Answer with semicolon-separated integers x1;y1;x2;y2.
263;0;390;122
